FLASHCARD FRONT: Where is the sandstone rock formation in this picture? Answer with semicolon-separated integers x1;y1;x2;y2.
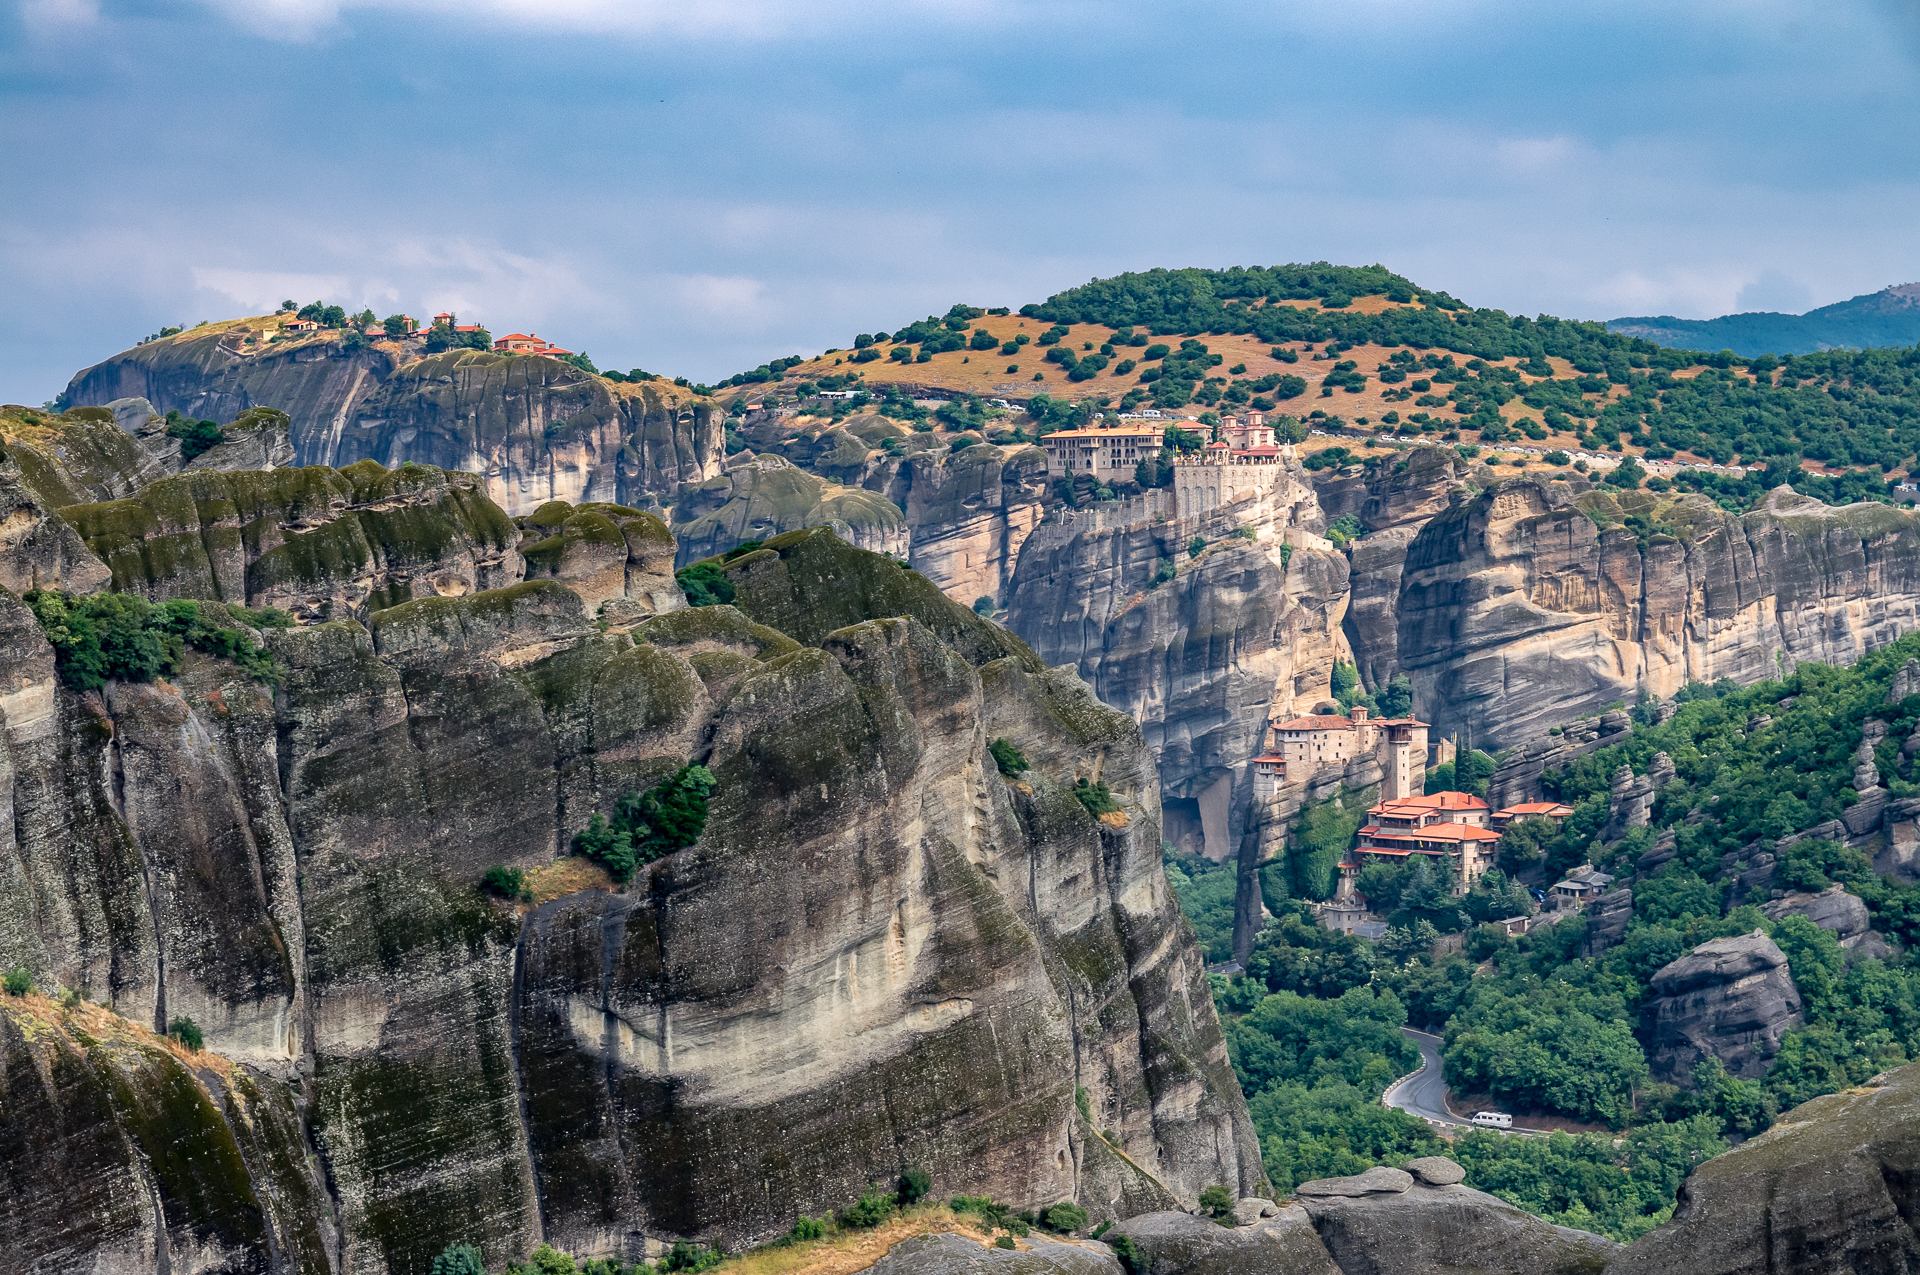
1111;1164;1616;1275
64;331;726;514
1605;1057;1920;1275
1640;931;1804;1084
1397;479;1920;746
1760;885;1872;946
868;1233;1122;1275
671;454;909;566
0;520;1259;1271
0;994;331;1273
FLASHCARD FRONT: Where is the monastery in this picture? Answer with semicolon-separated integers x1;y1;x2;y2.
1039;412;1296;518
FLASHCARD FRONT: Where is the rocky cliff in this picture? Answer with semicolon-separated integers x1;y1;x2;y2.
1639;931;1804;1085
62;326;726;516
0;492;1259;1270
1396;479;1920;746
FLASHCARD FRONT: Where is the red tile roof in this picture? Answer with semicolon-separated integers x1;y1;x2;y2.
1360;822;1501;844
1372;791;1489;814
1497;802;1574;817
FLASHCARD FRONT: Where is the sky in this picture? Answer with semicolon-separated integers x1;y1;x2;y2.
4;0;1920;404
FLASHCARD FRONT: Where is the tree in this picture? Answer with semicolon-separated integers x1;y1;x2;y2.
431;1244;486;1275
1198;1184;1235;1217
1188;535;1207;559
383;314;410;338
989;738;1029;776
675;562;735;607
573;763;718;881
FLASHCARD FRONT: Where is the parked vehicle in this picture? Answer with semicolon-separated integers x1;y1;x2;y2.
1471;1110;1514;1129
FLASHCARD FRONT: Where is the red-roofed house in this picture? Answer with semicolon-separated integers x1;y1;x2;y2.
493;332;572;357
1349;790;1501;893
1491;801;1575;830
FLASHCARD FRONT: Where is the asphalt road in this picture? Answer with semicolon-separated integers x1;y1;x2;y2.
1382;1027;1542;1137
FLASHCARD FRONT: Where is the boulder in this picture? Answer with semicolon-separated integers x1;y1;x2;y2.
1295;1167;1414;1198
1110;1208;1340;1275
1640;931;1804;1084
1403;1156;1466;1185
1605;1059;1920;1275
1760;885;1870;944
1229;1197;1281;1226
1297;1178;1617;1275
865;1233;1121;1275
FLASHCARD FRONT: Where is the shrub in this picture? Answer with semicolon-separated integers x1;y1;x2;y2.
24;591;278;689
789;1216;828;1242
1198;1184;1235;1217
675;562;736;607
973;596;995;615
165;411;226;460
839;1187;897;1229
431;1243;486;1275
898;1168;932;1204
995;1237;1016;1250
1042;1202;1089;1233
573;763;718;882
989;738;1029;776
168;1015;203;1051
1073;778;1120;816
1544;451;1570;466
1109;1234;1144;1273
482;865;531;901
660;1242;722;1274
1188;535;1206;559
2;966;30;996
1091;1221;1113;1239
1150;557;1176;587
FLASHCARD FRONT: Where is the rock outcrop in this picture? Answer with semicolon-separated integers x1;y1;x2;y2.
671;454;909;566
1760;885;1873;946
63;329;726;515
1605;1057;1920;1275
1396;479;1920;746
0;995;332;1274
0;520;1259;1271
1640;931;1805;1084
868;1234;1122;1275
1112;1164;1616;1275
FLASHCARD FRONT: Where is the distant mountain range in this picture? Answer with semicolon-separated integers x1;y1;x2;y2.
1608;283;1920;355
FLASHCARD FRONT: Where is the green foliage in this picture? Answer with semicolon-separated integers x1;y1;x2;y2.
1042;1201;1089;1233
1443;978;1649;1127
164;410;225;459
573;763;718;882
2;966;29;996
1149;557;1176;588
1289;789;1370;900
1428;749;1496;797
1454;1119;1725;1242
972;596;994;615
1197;1185;1234;1218
1326;514;1365;546
789;1216;828;1242
1376;673;1413;718
994;1237;1016;1251
168;1015;203;1051
431;1243;486;1275
1188;535;1207;559
1107;1234;1143;1274
1073;777;1120;816
988;737;1029;776
24;591;279;689
675;562;736;607
481;865;531;902
839;1187;896;1229
659;1242;722;1274
1164;846;1237;963
898;1169;932;1205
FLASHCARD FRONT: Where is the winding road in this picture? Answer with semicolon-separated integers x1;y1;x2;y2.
1383;1027;1542;1137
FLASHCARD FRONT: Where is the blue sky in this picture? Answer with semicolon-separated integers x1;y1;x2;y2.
4;0;1919;403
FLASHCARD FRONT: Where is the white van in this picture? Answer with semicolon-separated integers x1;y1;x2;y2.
1471;1111;1513;1129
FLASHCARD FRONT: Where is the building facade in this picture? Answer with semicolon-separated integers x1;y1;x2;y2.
1263;706;1430;802
1040;425;1165;483
1347;791;1500;896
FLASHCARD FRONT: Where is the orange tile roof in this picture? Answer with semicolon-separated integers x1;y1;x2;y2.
1372;791;1489;814
1040;426;1162;440
1497;802;1574;816
1360;822;1500;844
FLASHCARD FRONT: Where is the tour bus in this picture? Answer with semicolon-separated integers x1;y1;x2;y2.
1471;1111;1514;1129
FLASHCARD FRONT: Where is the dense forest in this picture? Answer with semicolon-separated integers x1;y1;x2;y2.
1178;633;1920;1241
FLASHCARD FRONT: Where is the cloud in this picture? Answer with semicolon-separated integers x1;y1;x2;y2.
191;268;350;314
189;0;1018;42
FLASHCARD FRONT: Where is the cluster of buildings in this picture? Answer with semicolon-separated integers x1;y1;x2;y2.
1038;411;1293;518
275;311;573;358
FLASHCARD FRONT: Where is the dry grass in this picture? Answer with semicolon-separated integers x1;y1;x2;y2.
0;990;236;1078
524;855;616;906
717;1207;1005;1275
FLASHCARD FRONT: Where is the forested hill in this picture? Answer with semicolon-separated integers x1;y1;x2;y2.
1610;283;1920;357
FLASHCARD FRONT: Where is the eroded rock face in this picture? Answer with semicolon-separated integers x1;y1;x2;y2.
0;997;332;1275
1007;471;1345;868
868;1233;1121;1275
0;526;1259;1272
64;334;725;515
1397;479;1920;746
57;460;524;621
1605;1058;1920;1275
671;455;910;566
1112;1208;1341;1275
1641;931;1804;1084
